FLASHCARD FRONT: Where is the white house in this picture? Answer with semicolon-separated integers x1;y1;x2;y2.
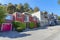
31;11;49;27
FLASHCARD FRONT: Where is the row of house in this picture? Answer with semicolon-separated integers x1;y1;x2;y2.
0;11;58;31
13;12;37;28
32;11;58;26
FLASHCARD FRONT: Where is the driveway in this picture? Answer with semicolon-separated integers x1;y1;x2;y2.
0;25;60;40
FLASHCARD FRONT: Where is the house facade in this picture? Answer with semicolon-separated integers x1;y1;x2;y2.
31;11;49;27
13;12;37;28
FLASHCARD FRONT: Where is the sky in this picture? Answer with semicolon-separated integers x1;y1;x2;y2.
0;0;60;16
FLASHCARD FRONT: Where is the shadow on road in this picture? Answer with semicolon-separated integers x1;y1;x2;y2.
0;31;31;38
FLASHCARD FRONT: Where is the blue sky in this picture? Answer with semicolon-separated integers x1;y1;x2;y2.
0;0;60;16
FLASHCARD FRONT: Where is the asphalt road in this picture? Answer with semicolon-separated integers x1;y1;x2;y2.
0;25;60;40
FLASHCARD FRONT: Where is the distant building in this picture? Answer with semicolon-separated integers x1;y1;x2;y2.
48;13;58;25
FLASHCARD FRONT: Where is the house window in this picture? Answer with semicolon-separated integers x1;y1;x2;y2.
24;15;29;22
5;14;13;20
24;16;27;21
17;13;21;18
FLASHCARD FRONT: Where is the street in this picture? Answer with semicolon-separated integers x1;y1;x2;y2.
0;25;60;40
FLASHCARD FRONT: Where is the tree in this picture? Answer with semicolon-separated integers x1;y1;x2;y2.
43;11;48;18
58;16;60;20
0;5;7;13
15;4;17;7
3;5;7;13
23;3;29;12
43;11;48;14
34;7;39;12
28;8;33;13
16;3;24;13
0;6;6;24
58;0;60;4
7;3;16;14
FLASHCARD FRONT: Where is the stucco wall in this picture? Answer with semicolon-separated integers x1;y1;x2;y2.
31;11;49;27
32;11;41;22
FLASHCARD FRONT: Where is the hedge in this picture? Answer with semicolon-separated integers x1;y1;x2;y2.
12;21;26;32
29;22;35;29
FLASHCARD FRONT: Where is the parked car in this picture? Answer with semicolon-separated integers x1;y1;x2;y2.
49;20;55;26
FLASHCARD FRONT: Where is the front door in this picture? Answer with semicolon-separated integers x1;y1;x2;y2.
26;22;30;28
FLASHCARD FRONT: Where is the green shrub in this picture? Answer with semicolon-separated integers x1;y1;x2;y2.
12;21;26;32
29;22;35;29
20;22;26;30
16;27;23;32
12;21;21;28
58;16;60;20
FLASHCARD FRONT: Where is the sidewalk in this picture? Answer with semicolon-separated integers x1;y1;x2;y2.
0;25;60;40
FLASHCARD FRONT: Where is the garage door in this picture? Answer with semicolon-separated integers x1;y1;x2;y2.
1;23;12;31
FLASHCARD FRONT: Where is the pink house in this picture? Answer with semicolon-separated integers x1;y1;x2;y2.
13;12;25;22
13;12;37;28
13;12;37;22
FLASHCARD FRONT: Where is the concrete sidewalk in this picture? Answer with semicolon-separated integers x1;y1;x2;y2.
0;26;60;40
